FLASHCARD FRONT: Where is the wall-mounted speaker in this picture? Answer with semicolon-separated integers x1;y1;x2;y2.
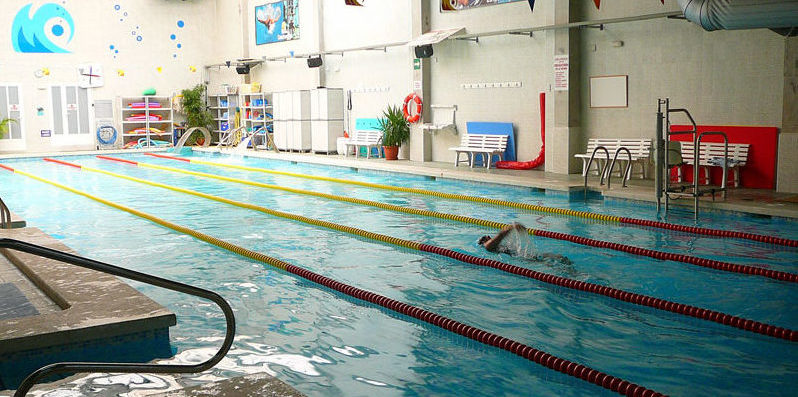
414;44;433;59
307;56;323;68
235;65;250;74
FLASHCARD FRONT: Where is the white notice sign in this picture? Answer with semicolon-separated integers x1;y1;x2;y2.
554;55;569;91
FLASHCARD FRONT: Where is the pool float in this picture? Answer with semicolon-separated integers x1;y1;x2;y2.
496;92;545;170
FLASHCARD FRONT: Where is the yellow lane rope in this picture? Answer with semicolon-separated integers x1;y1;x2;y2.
133;161;517;234
81;165;422;250
10;168;291;271
175;156;620;223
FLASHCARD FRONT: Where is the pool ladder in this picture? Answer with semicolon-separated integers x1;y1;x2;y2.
0;239;236;397
0;196;11;229
583;146;633;200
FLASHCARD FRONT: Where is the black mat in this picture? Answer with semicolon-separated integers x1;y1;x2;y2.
0;282;39;320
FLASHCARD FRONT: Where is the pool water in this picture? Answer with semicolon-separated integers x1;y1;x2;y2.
0;152;796;396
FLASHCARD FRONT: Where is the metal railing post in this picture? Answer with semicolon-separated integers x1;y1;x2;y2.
0;239;235;397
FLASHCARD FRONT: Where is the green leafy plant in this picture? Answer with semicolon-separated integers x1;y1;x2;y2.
180;84;214;145
378;105;410;147
0;118;16;138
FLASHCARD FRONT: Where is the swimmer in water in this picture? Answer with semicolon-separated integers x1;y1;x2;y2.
478;222;572;265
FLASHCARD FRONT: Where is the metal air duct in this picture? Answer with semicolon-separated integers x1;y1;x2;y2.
677;0;798;31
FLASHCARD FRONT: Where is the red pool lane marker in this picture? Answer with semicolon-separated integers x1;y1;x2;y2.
533;230;797;283
418;244;796;342
285;264;665;397
145;152;798;248
620;217;798;248
96;155;138;165
0;163;15;172
43;158;82;169
101;155;797;283
144;152;190;162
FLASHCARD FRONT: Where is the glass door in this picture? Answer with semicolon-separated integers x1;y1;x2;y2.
51;85;92;146
0;84;25;151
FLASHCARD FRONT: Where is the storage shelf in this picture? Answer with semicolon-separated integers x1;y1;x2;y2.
120;95;175;147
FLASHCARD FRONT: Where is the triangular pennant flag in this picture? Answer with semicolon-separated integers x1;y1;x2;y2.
593;0;601;9
528;0;535;11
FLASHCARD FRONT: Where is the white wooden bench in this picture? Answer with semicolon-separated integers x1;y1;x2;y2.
574;138;652;180
448;133;509;169
678;141;749;187
343;130;383;158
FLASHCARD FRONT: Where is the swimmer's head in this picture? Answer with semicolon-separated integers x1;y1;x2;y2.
478;235;491;245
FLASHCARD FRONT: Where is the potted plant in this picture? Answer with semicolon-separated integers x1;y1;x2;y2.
0;118;16;138
378;105;410;160
180;84;214;145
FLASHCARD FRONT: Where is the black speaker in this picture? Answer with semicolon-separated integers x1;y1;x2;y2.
414;44;433;59
235;65;250;75
307;56;323;68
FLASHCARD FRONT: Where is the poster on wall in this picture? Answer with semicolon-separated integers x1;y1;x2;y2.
441;0;526;12
255;1;300;45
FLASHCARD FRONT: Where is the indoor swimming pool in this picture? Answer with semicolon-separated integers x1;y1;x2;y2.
1;152;796;396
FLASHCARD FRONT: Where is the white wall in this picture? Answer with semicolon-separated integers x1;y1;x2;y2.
0;0;217;153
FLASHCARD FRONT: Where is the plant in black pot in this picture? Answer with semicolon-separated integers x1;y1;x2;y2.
180;84;214;145
378;105;410;160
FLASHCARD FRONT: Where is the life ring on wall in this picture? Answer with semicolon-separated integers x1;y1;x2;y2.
402;93;423;123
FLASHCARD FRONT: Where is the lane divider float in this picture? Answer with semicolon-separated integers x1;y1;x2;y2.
1;161;666;397
99;156;798;283
142;152;798;248
48;158;797;341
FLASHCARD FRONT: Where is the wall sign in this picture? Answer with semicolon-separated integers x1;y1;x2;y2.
553;55;569;91
41;130;52;137
255;1;300;45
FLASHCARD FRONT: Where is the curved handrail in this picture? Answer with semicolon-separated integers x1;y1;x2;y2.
173;127;212;152
583;146;609;200
606;147;633;189
218;126;247;148
0;197;10;229
666;108;697;135
0;238;236;397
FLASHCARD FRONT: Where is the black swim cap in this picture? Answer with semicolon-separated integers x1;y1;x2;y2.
478;235;491;245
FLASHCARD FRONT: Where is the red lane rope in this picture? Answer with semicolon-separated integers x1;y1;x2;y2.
418;244;796;342
144;152;190;162
43;158;82;169
0;163;15;172
533;230;797;283
96;155;138;165
141;153;797;248
119;154;797;283
619;217;798;248
285;264;665;397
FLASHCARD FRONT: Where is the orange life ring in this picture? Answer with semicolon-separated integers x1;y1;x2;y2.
402;93;422;123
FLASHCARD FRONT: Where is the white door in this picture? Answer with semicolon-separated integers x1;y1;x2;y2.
0;84;25;152
51;85;93;146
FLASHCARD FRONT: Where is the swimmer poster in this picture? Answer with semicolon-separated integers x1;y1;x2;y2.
441;0;527;12
255;1;300;45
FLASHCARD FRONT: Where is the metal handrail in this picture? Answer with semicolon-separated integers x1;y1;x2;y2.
583;146;610;200
666;108;697;135
0;197;10;229
606;147;633;189
218;126;247;148
0;238;235;397
695;131;730;217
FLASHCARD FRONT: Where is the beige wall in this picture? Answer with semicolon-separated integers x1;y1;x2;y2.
0;0;218;153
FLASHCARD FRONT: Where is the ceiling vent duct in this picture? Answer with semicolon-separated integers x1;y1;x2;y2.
677;0;798;31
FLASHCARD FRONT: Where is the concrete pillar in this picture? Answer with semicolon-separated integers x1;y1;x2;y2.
544;0;581;174
409;0;432;162
777;36;798;193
